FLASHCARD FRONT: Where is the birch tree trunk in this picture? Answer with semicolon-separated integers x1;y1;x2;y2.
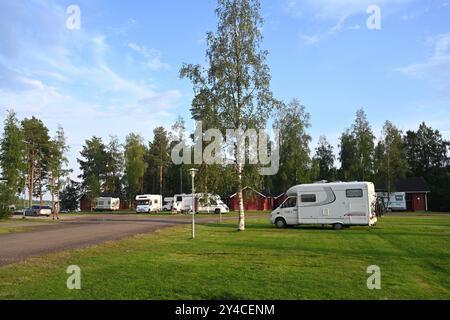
237;162;245;231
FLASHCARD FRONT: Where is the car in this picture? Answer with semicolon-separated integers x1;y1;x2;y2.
24;205;52;217
13;209;26;215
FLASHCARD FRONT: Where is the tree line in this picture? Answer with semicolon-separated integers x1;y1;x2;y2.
0;111;69;217
53;106;450;213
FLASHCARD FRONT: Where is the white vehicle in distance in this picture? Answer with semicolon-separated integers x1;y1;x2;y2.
135;194;162;213
162;197;174;211
197;194;229;214
172;194;188;213
172;193;229;214
270;181;378;230
94;197;120;211
25;205;52;216
376;192;407;211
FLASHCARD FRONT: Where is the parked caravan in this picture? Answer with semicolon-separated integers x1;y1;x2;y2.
270;182;377;229
376;192;407;211
197;193;229;214
172;193;229;214
135;194;162;213
172;194;188;212
162;197;174;211
94;197;120;211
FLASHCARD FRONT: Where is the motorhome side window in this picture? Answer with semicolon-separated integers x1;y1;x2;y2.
346;189;363;198
395;195;404;201
301;194;316;203
282;197;296;208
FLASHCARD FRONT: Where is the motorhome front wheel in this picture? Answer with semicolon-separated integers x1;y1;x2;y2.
333;223;344;230
275;218;287;229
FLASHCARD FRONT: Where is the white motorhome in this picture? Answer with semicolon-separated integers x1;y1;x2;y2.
172;193;229;214
162;197;174;211
135;194;162;213
172;194;188;212
94;197;120;211
376;192;407;211
270;182;378;230
197;193;229;214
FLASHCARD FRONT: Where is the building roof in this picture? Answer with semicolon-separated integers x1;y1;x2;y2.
227;186;267;198
394;177;430;193
78;192;124;201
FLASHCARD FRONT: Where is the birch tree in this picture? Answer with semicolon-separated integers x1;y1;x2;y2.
313;136;336;182
374;121;408;193
47;125;70;214
180;0;277;231
124;133;147;204
273;99;311;194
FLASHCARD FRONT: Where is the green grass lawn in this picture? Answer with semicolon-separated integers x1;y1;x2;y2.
0;225;28;235
0;218;57;235
0;214;449;300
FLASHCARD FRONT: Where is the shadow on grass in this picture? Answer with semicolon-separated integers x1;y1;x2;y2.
203;221;381;234
205;222;274;230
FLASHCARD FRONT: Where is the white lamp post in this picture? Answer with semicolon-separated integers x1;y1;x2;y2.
188;168;198;239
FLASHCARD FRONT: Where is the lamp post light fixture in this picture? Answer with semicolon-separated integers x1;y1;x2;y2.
188;168;199;239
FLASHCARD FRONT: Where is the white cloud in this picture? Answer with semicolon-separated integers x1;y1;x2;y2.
300;34;321;45
291;0;416;44
127;42;171;71
298;0;414;20
299;14;357;45
398;33;450;96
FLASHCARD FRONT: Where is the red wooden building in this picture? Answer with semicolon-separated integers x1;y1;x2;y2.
78;194;92;211
273;193;287;209
226;186;273;211
394;177;430;212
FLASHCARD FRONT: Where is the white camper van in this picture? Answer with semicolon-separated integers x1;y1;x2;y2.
162;197;174;211
376;192;407;211
135;194;162;213
94;197;120;211
172;193;229;214
172;194;188;212
197;193;229;214
270;182;378;230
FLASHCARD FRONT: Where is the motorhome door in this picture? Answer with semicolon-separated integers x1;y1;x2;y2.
280;197;298;225
344;188;366;222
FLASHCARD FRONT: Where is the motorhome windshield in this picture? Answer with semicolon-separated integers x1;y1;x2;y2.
137;200;150;205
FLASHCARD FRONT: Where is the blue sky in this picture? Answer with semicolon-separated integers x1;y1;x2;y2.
0;0;449;180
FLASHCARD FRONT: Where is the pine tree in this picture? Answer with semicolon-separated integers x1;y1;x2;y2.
0;110;25;216
21;117;51;208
